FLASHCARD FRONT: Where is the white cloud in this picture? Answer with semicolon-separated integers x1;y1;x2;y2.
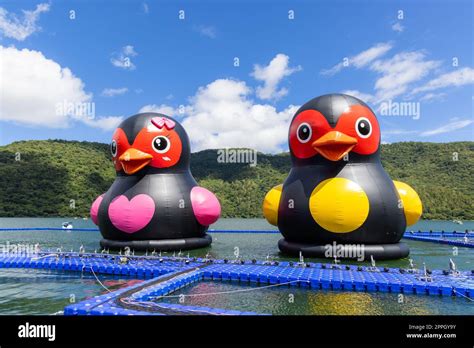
139;79;300;153
321;42;393;76
0;46;122;131
392;22;404;33
0;45;91;127
419;92;447;103
412;67;474;94
382;129;418;135
182;79;299;153
111;45;138;70
82;116;124;131
420;119;473;136
321;42;474;106
340;90;375;103
251;53;302;100
142;2;149;14
194;25;216;39
139;104;177;116
122;45;137;56
0;3;50;41
101;87;128;97
370;51;441;102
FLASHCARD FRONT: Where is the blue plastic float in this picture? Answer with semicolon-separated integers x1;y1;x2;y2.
0;250;472;315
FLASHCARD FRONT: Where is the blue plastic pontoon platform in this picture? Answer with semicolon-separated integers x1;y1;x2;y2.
0;250;472;315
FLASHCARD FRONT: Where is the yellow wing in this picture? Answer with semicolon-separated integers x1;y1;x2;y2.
393;181;423;226
262;184;283;226
309;178;369;233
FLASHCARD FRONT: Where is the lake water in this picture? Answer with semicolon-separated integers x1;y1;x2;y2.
0;218;473;315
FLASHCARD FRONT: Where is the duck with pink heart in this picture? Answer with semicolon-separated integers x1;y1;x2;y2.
90;113;221;251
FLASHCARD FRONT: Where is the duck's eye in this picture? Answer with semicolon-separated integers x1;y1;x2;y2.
110;140;118;157
296;123;312;143
152;136;170;153
355;117;372;138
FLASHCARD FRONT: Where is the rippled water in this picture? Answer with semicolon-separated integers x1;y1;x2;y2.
0;218;473;315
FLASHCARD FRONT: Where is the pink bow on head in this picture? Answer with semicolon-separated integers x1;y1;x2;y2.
151;117;176;130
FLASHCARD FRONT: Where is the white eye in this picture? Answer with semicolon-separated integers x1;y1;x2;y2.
355;117;372;138
152;136;170;153
110;140;118;157
296;122;312;143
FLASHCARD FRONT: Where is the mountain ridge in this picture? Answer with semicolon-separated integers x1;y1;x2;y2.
0;140;472;220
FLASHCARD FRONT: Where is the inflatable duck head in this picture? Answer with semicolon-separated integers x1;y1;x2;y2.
289;94;380;165
111;113;190;174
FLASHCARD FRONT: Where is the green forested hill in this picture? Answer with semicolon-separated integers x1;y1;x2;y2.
0;140;472;220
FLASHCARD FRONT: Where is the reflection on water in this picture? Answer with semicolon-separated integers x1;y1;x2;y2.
158;280;474;315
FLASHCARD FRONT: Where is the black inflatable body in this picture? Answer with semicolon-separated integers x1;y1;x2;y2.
91;113;221;251
263;94;422;260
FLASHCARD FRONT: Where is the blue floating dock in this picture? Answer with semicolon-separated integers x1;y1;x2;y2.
0;251;473;315
402;234;474;248
1;227;472;238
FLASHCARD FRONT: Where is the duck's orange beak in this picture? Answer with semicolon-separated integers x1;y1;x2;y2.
119;148;153;174
312;131;358;161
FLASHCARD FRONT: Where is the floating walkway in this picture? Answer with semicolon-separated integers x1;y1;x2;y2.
404;231;474;238
0;251;472;315
1;228;472;239
402;234;474;248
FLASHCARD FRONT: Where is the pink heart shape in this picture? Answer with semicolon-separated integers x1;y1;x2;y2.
108;194;155;234
90;194;104;225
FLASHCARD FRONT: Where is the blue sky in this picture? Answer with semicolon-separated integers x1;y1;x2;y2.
0;0;472;152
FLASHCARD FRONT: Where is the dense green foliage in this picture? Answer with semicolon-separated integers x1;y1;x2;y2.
0;140;472;220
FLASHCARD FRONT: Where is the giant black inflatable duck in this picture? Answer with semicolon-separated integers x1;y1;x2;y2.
263;94;422;260
90;113;221;251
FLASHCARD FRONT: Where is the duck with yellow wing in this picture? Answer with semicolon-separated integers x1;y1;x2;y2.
263;94;422;260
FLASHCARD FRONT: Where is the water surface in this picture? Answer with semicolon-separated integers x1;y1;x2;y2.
0;218;472;315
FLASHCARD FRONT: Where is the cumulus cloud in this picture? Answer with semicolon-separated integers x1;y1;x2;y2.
140;79;299;153
101;87;128;97
0;46;91;127
420;119;473;137
0;3;50;41
182;79;299;152
321;42;393;76
111;45;138;70
0;46;122;131
251;54;302;100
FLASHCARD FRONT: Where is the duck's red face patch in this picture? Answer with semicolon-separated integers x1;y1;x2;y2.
111;120;183;174
289;105;380;161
